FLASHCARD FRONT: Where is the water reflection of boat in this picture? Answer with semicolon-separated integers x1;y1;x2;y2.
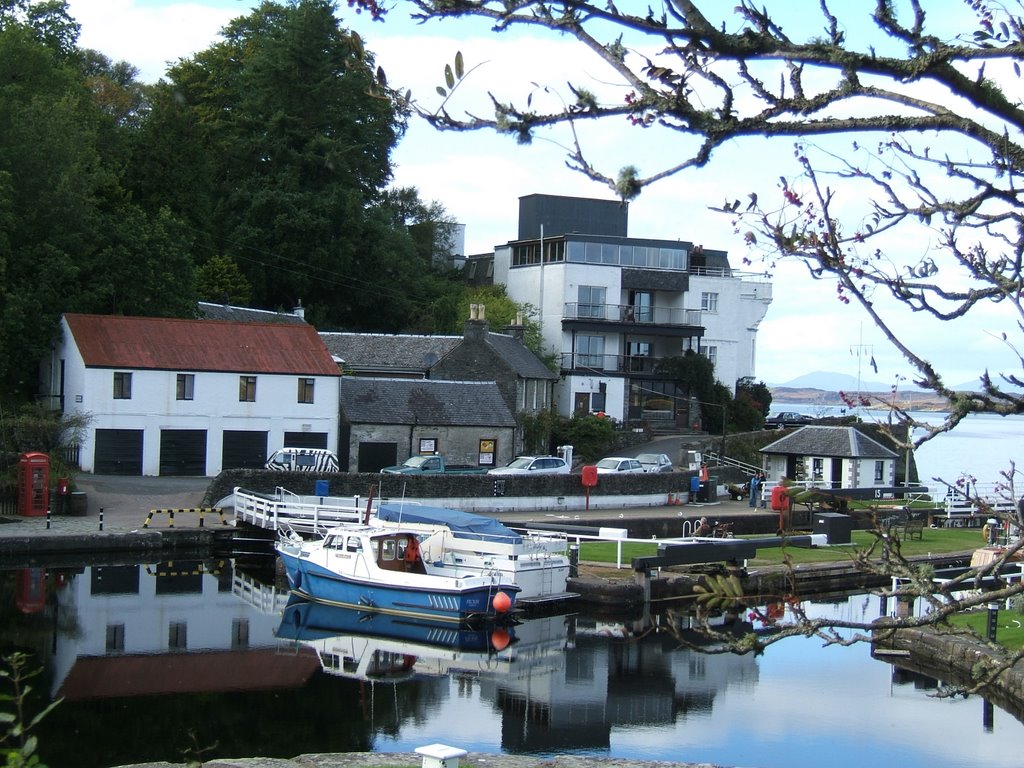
276;598;518;682
275;523;521;624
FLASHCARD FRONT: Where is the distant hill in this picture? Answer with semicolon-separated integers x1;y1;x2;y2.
769;386;951;410
770;371;909;391
769;370;997;393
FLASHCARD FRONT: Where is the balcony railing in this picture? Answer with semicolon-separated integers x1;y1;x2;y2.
563;303;702;327
560;353;675;375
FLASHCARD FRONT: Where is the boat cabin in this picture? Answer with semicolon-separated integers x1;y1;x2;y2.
324;529;426;575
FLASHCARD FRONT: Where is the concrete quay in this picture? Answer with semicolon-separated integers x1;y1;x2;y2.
0;474;781;560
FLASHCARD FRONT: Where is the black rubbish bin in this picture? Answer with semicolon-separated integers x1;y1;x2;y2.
813;511;852;545
68;491;88;517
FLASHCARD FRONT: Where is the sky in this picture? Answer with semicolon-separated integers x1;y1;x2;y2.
63;0;1020;391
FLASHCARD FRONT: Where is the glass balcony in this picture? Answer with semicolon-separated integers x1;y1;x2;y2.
560;352;672;375
563;303;702;327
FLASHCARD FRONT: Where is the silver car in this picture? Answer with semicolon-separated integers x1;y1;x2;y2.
488;455;571;475
636;452;674;473
595;457;646;474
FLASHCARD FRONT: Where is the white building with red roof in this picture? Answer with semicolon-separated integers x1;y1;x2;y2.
41;313;341;476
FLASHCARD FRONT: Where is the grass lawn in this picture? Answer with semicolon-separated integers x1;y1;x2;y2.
578;527;985;567
947;610;1024;650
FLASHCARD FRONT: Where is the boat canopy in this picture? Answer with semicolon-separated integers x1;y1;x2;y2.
376;504;523;545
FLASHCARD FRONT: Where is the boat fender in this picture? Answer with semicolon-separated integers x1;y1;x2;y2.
492;591;512;614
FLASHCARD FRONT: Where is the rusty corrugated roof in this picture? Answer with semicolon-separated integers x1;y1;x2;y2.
64;313;340;376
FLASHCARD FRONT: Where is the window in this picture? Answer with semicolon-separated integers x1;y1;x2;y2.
811;458;824;481
875;460;885;483
168;621;187;651
630;291;653;322
701;292;719;312
576;335;605;368
239;376;256;402
106;624;125;653
701;345;718;365
113;371;132;399
231;619;250;650
176;373;194;401
578;285;606;319
297;377;315;404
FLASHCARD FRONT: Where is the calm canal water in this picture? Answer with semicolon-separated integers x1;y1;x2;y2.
2;557;1022;768
3;411;1022;768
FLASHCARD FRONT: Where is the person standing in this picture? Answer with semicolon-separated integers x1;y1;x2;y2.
748;472;761;508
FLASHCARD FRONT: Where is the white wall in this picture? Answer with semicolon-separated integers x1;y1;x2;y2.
57;318;338;475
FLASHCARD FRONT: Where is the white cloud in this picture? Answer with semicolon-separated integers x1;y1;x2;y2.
65;0;1018;390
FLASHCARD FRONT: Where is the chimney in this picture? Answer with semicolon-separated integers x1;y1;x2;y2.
293;300;305;321
506;310;526;343
464;303;488;342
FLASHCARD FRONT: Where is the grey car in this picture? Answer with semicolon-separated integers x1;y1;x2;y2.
636;452;674;473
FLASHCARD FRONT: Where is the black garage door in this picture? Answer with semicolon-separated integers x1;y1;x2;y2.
283;431;328;450
159;429;207;476
357;442;398;473
94;429;143;475
222;430;268;470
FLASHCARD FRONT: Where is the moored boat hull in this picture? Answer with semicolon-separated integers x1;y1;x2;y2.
277;539;519;624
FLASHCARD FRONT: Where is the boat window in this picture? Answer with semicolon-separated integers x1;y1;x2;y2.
346;536;361;552
396;539;408;559
324;535;338;549
380;538;397;561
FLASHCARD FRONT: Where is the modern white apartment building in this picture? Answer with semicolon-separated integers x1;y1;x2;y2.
492;194;772;427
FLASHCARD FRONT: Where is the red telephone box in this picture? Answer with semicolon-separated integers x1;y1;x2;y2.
18;452;50;517
16;569;46;614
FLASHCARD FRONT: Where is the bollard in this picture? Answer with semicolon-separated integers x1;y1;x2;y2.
569;544;579;578
46;508;51;530
99;508;104;531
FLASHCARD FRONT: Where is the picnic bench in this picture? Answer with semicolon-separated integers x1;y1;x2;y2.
897;517;926;540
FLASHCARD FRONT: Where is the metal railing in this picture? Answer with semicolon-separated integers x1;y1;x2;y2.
560;352;676;375
563;303;702;327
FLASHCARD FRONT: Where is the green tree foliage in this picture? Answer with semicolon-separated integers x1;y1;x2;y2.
193;254;254;307
0;6;195;400
550;412;617;463
731;376;772;431
152;0;413;326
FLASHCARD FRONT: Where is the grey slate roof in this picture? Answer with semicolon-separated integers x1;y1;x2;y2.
760;426;898;459
321;330;556;380
198;302;307;325
468;332;558;380
340;377;517;427
320;332;461;373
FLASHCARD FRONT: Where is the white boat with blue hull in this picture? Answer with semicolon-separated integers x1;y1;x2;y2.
275;522;520;625
374;503;573;602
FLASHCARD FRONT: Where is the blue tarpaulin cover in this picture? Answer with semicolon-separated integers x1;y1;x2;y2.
376;504;523;545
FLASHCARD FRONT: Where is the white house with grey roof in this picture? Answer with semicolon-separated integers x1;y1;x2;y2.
338;377;517;472
760;425;899;490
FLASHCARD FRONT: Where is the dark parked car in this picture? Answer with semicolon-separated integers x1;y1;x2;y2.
764;411;816;429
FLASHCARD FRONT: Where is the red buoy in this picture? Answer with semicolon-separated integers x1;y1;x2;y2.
492;590;512;614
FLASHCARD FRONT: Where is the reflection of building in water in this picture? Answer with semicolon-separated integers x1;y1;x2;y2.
488;616;759;753
49;561;303;700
